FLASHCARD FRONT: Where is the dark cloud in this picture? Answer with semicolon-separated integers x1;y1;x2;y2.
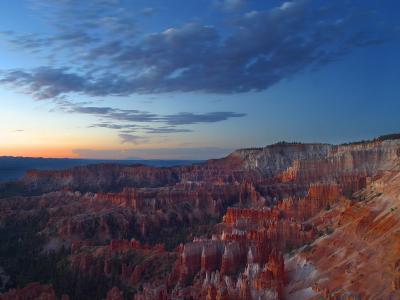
60;101;246;126
144;127;193;134
0;0;392;99
89;123;139;130
72;106;113;114
60;101;243;143
88;123;192;134
67;104;159;123
164;112;246;125
1;0;137;69
0;68;86;99
118;133;147;144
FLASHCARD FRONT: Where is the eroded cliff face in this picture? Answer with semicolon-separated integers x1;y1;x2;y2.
231;143;332;177
285;169;400;300
0;282;68;300
233;140;400;182
1;138;400;299
22;164;181;193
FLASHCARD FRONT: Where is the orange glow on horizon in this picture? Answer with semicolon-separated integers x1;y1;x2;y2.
0;147;80;159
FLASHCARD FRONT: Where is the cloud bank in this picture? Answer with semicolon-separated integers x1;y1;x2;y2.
0;0;391;99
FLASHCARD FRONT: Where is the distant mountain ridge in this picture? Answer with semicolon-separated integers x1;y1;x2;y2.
2;133;399;184
0;156;202;183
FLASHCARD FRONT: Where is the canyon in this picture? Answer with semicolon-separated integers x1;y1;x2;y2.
0;135;400;299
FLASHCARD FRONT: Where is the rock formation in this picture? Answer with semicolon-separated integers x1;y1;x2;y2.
1;136;400;299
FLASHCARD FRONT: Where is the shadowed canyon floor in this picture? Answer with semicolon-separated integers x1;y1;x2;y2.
1;136;400;299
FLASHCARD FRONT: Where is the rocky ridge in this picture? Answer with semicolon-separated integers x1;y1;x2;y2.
0;136;399;299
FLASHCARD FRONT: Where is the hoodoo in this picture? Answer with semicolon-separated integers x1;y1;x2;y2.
1;137;400;299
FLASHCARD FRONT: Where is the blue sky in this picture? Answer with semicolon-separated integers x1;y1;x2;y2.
0;0;399;159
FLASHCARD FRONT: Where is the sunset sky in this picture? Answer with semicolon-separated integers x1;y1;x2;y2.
0;0;399;159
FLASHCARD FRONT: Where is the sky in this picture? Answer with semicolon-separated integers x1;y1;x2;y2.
0;0;399;159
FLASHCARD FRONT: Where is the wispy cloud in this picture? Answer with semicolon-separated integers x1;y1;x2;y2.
58;100;245;143
89;123;140;130
163;112;246;125
144;127;193;134
89;123;193;135
60;100;246;126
